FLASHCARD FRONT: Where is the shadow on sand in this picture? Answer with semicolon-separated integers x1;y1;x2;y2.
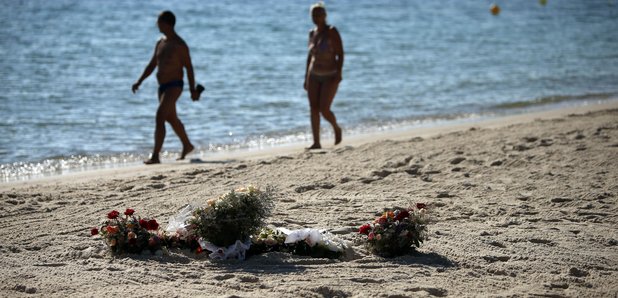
387;250;456;268
189;158;236;164
129;250;310;275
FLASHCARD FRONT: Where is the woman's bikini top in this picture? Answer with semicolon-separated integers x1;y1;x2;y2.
309;26;337;74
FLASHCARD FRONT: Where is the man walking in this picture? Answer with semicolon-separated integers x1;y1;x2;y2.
132;11;198;164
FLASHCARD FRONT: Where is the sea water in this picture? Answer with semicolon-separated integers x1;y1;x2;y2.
1;0;617;181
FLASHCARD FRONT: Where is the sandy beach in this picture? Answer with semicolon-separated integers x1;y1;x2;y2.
1;101;617;297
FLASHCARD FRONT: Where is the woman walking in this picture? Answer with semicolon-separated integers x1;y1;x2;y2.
304;2;344;150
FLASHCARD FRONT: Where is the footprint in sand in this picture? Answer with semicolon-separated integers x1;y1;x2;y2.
350;277;383;284
312;286;350;298
482;255;511;263
370;169;393;178
569;267;589;277
490;160;503;166
513;144;533;151
539;139;553;146
550;197;572;203
333;146;354;154
12;285;37;294
359;177;378;184
184;169;210;176
449;157;466;165
407;287;448;297
339;177;353;183
358;169;395;184
150;175;166;180
528;238;555;246
237;275;260;283
383;155;413;168
405;164;423;176
149;183;165;189
213;274;235;281
294;182;335;193
116;185;134;192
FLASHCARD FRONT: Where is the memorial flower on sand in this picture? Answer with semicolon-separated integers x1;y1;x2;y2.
359;203;429;257
188;185;275;259
92;208;164;255
90;186;351;260
249;227;288;254
249;227;350;259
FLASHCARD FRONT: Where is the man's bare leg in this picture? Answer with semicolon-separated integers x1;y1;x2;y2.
145;87;183;164
172;120;194;160
144;111;167;164
165;99;194;160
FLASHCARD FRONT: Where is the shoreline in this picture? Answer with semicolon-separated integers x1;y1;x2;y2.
3;99;617;188
1;99;616;296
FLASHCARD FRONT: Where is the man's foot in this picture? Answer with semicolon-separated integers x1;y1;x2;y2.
305;143;322;150
144;158;160;165
177;144;195;160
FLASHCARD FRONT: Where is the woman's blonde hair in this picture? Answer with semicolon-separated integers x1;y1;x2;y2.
310;1;326;13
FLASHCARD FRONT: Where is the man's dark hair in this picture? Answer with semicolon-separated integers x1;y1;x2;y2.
158;11;176;27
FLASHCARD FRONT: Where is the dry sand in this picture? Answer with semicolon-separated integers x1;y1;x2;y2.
1;102;617;297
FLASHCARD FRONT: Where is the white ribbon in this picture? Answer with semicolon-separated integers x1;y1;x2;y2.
164;204;198;237
198;238;251;260
282;228;323;247
279;228;347;253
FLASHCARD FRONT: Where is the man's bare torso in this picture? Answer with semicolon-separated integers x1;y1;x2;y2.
156;36;186;84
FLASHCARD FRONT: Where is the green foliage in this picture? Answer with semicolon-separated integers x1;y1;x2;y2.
191;186;275;247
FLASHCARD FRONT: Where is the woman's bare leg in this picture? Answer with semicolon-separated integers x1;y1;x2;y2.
319;78;342;145
307;76;322;149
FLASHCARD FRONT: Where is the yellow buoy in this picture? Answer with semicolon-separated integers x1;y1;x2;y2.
539;0;547;6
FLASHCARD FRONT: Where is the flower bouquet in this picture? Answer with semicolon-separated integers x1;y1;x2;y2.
358;203;429;257
189;186;275;256
161;204;202;253
282;228;349;259
249;227;349;260
91;209;163;255
249;227;288;255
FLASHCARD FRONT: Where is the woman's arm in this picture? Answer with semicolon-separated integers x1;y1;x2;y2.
331;27;344;82
304;29;314;91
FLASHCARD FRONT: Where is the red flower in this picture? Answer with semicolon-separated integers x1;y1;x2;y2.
147;219;159;231
124;208;135;216
90;228;99;236
359;224;371;235
377;216;387;225
394;210;410;221
139;219;149;229
107;210;120;219
148;236;159;247
416;203;427;210
196;246;203;254
106;225;119;234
